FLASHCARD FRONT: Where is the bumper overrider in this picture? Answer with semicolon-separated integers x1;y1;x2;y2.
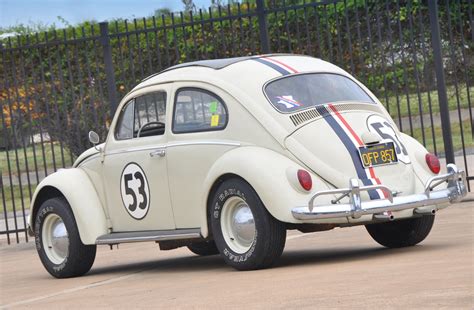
292;164;467;221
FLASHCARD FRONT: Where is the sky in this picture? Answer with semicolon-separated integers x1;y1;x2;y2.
0;0;220;29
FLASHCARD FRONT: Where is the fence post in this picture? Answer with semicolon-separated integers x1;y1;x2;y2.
99;22;118;114
427;0;455;164
256;0;270;54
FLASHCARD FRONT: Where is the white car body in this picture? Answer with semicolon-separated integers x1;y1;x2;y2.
28;55;466;274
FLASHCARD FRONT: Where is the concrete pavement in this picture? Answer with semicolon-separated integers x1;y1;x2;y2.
0;200;472;309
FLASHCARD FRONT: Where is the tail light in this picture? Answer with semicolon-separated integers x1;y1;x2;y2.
297;169;312;191
425;153;440;174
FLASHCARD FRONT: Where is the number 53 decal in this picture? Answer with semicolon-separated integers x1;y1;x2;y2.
367;114;411;164
120;163;150;219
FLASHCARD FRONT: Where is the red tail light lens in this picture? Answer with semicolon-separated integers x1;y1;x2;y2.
297;169;312;191
425;153;440;174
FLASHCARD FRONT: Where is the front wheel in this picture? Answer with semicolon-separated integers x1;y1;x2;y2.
365;215;435;248
35;197;96;278
210;179;286;270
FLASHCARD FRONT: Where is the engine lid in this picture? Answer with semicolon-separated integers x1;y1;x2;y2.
285;103;415;200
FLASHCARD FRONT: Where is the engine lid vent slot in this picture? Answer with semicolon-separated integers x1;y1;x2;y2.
289;108;320;126
289;103;383;127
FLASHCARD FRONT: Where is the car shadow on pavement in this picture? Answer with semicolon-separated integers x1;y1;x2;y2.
276;242;457;269
88;254;227;276
86;242;457;276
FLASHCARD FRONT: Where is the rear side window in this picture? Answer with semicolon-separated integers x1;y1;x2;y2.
264;73;374;113
115;91;167;140
173;88;228;133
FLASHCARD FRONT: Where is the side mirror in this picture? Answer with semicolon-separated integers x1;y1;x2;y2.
88;131;100;146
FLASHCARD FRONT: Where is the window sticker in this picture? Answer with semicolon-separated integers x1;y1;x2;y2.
209;101;218;113
211;114;220;127
275;95;302;109
265;73;375;113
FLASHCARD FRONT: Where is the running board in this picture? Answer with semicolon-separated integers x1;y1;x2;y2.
95;228;201;245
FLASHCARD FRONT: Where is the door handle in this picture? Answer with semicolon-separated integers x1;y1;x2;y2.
150;148;166;158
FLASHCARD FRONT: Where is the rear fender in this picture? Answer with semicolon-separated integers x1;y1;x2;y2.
399;133;441;192
200;146;334;237
29;168;108;245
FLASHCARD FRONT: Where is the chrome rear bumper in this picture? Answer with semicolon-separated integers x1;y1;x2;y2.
292;164;467;221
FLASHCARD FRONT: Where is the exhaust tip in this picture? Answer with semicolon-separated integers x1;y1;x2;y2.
373;213;395;221
414;208;437;215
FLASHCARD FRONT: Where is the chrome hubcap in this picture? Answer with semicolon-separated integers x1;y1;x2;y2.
42;214;69;264
221;196;256;254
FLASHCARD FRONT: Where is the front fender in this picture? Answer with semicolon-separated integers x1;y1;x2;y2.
28;168;108;245
200;146;334;237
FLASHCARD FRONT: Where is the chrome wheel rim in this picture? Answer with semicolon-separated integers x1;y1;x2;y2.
220;196;256;254
42;214;69;264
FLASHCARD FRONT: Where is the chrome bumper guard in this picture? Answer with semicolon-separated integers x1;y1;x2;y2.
292;164;467;221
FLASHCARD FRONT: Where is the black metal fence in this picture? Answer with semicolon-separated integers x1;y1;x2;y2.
1;0;472;244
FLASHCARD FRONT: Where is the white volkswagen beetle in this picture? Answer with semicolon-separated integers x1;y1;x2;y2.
28;54;467;278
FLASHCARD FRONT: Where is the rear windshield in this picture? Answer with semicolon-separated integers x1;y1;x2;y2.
264;73;374;113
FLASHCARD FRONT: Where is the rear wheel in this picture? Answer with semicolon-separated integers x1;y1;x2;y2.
35;197;96;278
210;179;286;270
365;215;435;248
187;240;219;256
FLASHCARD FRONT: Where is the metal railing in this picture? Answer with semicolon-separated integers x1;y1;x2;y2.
1;0;472;244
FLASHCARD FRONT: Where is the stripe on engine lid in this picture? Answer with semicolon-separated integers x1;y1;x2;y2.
316;104;387;200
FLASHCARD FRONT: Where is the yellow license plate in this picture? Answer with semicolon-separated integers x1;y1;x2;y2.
359;142;398;167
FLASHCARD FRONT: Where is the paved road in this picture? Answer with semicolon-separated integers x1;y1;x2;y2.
1;201;473;309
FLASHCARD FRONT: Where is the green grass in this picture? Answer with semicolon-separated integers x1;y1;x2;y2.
383;85;472;118
1;142;73;177
1;184;33;213
407;119;473;154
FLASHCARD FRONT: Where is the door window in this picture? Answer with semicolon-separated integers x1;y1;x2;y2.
115;91;167;140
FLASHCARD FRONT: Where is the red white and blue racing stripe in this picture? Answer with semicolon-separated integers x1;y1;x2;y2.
252;56;299;75
316;104;388;200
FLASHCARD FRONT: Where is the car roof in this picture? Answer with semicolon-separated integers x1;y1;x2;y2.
140;54;308;83
118;54;375;146
130;54;349;101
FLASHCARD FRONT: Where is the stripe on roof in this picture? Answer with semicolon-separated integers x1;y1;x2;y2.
252;57;292;75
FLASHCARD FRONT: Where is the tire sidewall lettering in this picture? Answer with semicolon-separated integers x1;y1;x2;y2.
36;204;68;271
213;186;255;263
35;205;53;251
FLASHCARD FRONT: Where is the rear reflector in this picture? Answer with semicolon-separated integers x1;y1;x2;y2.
425;153;440;174
297;169;312;191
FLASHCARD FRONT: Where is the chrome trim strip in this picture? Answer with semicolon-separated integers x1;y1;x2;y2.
166;141;241;148
292;164;467;221
105;140;241;156
96;228;201;245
